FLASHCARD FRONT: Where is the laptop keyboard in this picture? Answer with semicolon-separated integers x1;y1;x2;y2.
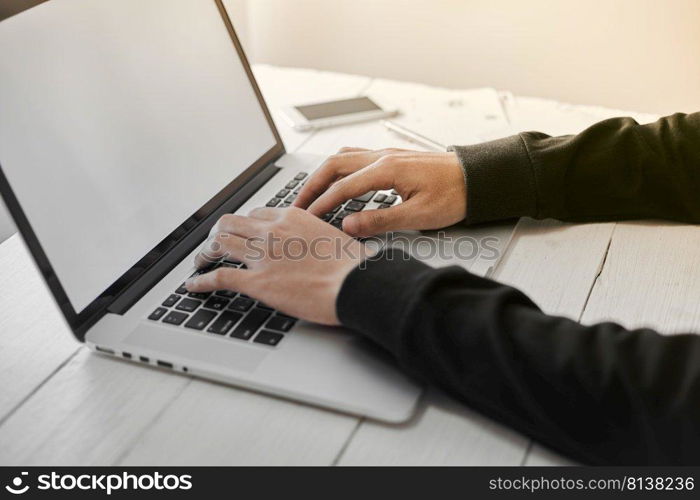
147;170;400;347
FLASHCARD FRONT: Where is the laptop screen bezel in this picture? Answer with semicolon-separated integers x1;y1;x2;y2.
0;0;285;339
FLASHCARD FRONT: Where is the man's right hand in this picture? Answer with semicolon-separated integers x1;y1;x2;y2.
293;147;468;237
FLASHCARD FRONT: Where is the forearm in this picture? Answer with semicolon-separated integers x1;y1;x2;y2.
451;112;700;224
337;250;700;465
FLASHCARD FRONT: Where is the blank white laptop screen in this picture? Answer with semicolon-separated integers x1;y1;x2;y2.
0;0;276;312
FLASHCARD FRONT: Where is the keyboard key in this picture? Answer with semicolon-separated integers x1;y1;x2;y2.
148;307;168;321
207;311;243;335
285;180;299;189
203;296;230;310
175;283;188;294
285;194;297;203
175;298;202;312
279;202;291;208
335;210;351;220
321;212;334;222
294;172;308;180
256;301;274;311
162;311;188;326
353;191;376;203
188;292;211;300
184;309;217;330
331;219;343;229
276;188;290;198
378;203;391;209
162;294;180;307
391;189;399;195
265;315;296;332
254;330;284;347
266;197;281;207
215;289;237;298
344;201;365;212
373;193;387;203
228;296;254;312
384;195;397;204
231;308;271;340
293;186;301;194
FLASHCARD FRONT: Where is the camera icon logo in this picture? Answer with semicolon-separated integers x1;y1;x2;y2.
5;472;29;495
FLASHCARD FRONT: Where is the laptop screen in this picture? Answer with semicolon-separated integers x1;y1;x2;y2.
0;0;278;313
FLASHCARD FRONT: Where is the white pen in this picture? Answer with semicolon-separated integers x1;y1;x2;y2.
382;120;447;152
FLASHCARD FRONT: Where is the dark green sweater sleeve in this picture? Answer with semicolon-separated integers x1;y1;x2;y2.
450;112;700;225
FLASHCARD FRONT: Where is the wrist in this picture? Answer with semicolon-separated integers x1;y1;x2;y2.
448;135;536;224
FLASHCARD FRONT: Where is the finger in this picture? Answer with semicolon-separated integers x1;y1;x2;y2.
342;201;414;237
185;266;251;293
336;147;370;153
248;206;281;220
294;149;386;209
214;214;266;239
194;232;248;269
307;157;400;216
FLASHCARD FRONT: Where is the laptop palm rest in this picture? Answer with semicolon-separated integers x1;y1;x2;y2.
125;325;266;373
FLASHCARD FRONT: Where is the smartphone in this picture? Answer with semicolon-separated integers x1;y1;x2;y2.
281;96;397;131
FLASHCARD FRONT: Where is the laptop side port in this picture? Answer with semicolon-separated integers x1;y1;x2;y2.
157;360;173;369
95;346;115;355
122;352;132;359
139;356;150;363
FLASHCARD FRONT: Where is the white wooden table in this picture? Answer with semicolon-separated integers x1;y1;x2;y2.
1;65;697;466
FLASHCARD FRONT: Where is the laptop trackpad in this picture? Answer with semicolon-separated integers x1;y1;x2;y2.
125;324;266;373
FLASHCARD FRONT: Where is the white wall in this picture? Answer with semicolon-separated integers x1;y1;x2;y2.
1;0;697;244
238;0;700;115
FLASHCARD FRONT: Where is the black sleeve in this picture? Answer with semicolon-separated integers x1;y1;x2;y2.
449;112;700;225
337;249;700;465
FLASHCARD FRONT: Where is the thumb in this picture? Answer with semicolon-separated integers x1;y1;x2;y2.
342;204;410;237
185;267;250;293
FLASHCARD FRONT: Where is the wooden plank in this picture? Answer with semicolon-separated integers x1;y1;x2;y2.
526;221;700;464
581;222;700;333
338;388;527;466
119;379;358;466
525;446;575;466
0;235;79;421
494;219;616;318
0;349;189;465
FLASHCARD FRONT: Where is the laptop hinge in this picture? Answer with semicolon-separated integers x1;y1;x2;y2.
106;162;281;315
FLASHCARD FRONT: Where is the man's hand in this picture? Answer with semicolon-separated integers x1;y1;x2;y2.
294;147;467;237
185;207;370;325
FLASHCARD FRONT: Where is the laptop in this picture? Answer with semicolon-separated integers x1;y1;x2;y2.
0;0;511;423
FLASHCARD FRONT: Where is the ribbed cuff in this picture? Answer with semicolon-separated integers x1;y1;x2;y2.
449;134;537;224
336;248;433;354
